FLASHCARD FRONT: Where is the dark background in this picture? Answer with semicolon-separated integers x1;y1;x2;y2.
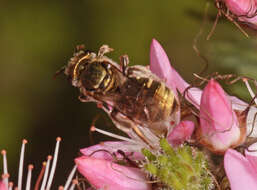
0;0;256;188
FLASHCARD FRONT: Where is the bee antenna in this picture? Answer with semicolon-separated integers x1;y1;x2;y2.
53;66;66;79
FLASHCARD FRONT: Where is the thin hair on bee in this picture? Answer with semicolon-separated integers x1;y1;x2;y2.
207;0;253;40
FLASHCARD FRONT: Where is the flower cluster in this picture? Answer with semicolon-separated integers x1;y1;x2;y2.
74;39;257;189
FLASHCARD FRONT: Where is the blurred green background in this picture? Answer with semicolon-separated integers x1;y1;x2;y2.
0;0;256;187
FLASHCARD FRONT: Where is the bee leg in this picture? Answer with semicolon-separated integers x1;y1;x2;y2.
110;109;154;149
120;55;129;75
78;94;90;102
98;45;114;57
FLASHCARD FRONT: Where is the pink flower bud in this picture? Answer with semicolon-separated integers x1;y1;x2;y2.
167;120;195;146
223;0;257;29
197;79;246;154
224;0;256;16
224;148;257;190
75;156;151;190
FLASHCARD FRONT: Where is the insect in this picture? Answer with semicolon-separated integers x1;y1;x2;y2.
59;44;180;148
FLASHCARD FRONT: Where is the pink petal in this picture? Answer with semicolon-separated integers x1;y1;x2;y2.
223;0;257;29
224;0;256;15
150;38;176;93
167;120;194;146
0;181;7;190
240;15;257;29
198;79;242;153
80;141;144;161
75;156;151;190
245;142;257;173
150;39;201;108
224;149;257;190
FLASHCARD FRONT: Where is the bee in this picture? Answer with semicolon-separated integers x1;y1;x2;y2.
59;44;180;148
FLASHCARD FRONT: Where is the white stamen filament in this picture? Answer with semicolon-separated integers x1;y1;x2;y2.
40;156;52;190
69;180;78;190
63;165;77;190
18;139;27;190
45;137;61;190
91;126;138;144
1;150;8;186
8;182;13;190
25;165;33;190
244;79;257;105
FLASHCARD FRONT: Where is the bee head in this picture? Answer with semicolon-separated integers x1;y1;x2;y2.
54;44;92;83
79;61;108;91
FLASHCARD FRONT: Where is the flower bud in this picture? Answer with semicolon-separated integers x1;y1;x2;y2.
197;79;246;153
223;0;257;29
167;120;194;146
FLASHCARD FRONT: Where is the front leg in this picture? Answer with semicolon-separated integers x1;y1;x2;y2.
110;109;154;149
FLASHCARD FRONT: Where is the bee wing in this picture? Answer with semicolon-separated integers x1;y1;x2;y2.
126;65;164;83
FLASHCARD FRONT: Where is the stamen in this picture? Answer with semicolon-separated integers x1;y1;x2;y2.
2;174;9;190
8;182;13;190
40;156;52;190
1;150;8;186
14;187;18;190
243;78;257;105
91;126;138;144
69;180;78;190
45;137;61;190
34;162;46;190
18;139;28;190
25;165;33;190
58;186;64;190
63;166;77;190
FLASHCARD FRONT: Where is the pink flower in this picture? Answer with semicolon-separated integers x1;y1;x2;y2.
167;120;195;146
149;39;254;153
196;79;246;153
223;0;257;29
77;141;151;189
75;156;151;190
150;39;202;108
224;143;257;190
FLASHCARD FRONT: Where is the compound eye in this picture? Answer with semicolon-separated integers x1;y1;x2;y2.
80;62;107;91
